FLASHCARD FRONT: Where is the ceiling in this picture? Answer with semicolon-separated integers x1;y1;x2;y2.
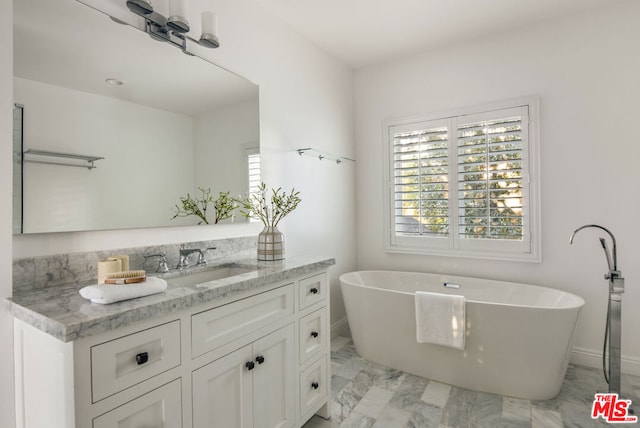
256;0;627;69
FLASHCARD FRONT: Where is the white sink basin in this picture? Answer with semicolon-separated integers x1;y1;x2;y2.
167;265;254;287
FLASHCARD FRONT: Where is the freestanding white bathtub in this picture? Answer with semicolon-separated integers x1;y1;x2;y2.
340;270;585;400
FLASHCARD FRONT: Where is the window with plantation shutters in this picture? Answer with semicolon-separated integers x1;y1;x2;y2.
247;148;261;197
385;97;540;262
246;147;261;222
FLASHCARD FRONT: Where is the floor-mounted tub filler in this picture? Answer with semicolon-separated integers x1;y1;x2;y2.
340;270;584;400
570;224;626;398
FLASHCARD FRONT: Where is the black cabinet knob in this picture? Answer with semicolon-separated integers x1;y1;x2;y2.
310;287;319;294
135;352;149;365
256;355;265;364
310;331;319;338
246;361;255;371
311;382;319;390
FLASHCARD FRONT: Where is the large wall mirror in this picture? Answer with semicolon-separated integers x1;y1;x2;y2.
13;0;260;234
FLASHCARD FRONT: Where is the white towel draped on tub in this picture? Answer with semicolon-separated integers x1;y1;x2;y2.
415;291;466;350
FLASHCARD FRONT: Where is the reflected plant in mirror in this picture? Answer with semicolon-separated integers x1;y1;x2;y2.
171;188;238;225
13;0;259;234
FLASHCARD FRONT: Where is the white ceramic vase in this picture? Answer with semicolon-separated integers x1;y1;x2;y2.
257;226;285;261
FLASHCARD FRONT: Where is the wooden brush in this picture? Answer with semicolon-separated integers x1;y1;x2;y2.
104;270;146;284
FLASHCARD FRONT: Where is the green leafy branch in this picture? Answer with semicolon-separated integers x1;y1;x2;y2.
240;182;301;228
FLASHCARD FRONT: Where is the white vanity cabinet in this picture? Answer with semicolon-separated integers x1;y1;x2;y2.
13;269;331;428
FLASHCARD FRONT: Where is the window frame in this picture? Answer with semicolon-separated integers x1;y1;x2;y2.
383;96;541;262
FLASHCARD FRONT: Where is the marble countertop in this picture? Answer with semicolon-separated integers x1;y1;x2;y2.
8;255;335;342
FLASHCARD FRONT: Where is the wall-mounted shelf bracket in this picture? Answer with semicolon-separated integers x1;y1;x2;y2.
296;147;355;164
23;149;104;170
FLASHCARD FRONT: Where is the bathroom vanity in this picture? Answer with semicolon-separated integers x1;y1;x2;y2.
9;255;334;428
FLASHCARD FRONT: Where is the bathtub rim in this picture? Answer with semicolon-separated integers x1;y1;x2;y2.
339;269;585;310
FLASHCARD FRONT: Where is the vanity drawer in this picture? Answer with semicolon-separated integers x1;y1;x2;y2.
298;273;327;310
299;308;328;364
192;284;294;358
93;379;182;428
91;320;181;403
299;357;328;419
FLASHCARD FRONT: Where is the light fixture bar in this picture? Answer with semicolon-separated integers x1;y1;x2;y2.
125;0;220;52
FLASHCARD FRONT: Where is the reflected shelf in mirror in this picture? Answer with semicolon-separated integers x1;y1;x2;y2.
23;149;104;170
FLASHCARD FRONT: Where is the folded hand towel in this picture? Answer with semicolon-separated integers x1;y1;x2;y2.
415;291;466;350
79;276;167;304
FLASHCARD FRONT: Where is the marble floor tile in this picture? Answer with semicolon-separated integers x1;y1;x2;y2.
332;375;352;396
406;401;443;428
502;397;531;420
302;337;640;428
389;374;429;410
351;386;395;419
371;405;412;428
420;381;451;408
333;358;366;380
469;391;502;428
531;408;562;428
440;386;477;428
339;412;376;428
331;336;352;352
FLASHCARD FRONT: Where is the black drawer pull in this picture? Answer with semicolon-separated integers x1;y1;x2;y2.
310;331;319;338
256;355;265;364
135;352;149;365
311;381;319;390
309;287;319;294
246;361;255;371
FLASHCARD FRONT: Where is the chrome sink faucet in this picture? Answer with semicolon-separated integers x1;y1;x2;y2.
176;244;217;270
143;252;170;273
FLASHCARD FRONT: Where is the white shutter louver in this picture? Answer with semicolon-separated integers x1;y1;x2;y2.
457;116;524;241
393;125;449;237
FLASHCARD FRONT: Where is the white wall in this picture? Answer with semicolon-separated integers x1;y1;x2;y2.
4;0;355;423
354;0;640;373
0;0;15;423
16;77;195;232
194;98;259;202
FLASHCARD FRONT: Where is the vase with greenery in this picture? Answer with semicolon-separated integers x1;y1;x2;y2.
240;182;302;260
172;187;238;225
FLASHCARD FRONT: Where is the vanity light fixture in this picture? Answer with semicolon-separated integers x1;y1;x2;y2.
125;0;220;52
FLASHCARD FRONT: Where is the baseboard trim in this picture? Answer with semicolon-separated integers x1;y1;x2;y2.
330;317;350;340
572;346;640;377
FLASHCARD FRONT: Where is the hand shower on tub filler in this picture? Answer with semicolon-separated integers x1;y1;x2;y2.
570;224;626;399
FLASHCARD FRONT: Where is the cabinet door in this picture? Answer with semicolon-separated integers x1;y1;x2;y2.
252;324;295;428
192;344;254;428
